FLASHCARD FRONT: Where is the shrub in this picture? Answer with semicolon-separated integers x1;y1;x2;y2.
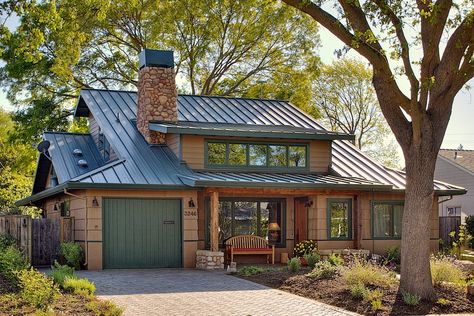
63;277;96;296
0;234;16;251
307;261;339;279
343;259;398;288
16;268;58;310
371;299;382;311
294;240;317;257
364;288;383;301
402;291;421;306
238;266;266;276
436;298;452;306
430;256;465;285
60;242;83;269
385;246;401;265
86;299;124;316
0;246;29;285
328;253;344;266
466;215;474;248
304;252;320;269
287;257;301;272
50;261;76;287
349;282;367;299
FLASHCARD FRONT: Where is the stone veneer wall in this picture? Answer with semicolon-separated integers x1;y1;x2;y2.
137;66;177;144
196;250;224;270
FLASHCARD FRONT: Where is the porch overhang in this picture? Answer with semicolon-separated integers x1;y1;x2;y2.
178;172;393;191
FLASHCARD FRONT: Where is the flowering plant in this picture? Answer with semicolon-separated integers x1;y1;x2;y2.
294;239;317;257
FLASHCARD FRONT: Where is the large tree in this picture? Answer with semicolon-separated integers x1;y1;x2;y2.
316;58;400;167
0;0;320;142
283;0;474;299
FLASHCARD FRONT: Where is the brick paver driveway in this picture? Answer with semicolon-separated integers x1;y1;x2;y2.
77;269;358;316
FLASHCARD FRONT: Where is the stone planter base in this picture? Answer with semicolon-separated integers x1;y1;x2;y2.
196;250;224;270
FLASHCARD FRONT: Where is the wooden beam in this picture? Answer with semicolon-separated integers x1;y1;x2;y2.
210;190;219;252
205;187;400;197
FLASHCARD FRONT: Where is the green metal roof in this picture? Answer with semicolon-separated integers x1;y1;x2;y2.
149;121;354;141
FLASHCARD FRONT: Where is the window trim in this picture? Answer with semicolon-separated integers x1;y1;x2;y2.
371;200;404;240
204;140;309;171
204;197;287;248
327;198;353;240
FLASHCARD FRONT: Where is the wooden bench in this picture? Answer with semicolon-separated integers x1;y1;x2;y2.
225;235;275;264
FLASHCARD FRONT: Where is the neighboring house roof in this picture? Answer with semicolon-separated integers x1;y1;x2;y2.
17;88;465;205
439;149;474;174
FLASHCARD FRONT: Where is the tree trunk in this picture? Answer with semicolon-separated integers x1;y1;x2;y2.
400;146;437;300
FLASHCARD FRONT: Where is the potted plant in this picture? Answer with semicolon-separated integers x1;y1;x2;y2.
293;240;318;266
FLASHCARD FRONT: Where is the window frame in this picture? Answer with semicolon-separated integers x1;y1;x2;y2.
204;140;309;171
204;197;287;248
371;200;404;240
327;198;353;240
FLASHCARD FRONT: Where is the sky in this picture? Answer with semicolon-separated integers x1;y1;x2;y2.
0;13;473;154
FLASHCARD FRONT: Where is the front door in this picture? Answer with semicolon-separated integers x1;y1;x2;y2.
294;197;308;243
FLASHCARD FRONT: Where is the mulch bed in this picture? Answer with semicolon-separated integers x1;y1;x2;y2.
238;269;474;315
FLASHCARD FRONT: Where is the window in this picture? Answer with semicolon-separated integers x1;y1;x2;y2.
98;128;111;161
327;199;352;239
447;206;461;216
208;142;226;165
372;201;404;239
207;199;285;247
206;141;308;169
60;200;70;217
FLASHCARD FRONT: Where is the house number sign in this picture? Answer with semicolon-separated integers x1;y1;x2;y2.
184;210;197;217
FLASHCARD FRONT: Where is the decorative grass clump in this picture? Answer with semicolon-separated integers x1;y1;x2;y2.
307;261;339;279
342;259;398;288
238;266;267;276
430;256;465;285
287;257;301;272
63;277;96;296
402;291;421;306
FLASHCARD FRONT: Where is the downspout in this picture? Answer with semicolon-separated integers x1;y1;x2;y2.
63;189;88;266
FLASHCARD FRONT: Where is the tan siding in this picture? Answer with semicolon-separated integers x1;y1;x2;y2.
166;133;181;159
180;135;331;172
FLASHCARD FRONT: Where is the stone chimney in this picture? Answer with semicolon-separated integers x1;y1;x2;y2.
137;49;178;144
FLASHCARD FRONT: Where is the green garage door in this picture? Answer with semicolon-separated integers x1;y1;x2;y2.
103;198;182;268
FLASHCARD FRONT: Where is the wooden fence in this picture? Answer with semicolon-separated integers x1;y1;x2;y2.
0;215;74;266
439;216;461;248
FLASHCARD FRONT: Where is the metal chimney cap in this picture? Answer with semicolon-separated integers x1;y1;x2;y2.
139;49;174;69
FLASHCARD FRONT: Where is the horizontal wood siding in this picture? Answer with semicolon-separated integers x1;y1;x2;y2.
166;134;181;159
180;135;331;172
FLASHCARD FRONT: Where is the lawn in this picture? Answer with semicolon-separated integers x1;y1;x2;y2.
236;255;474;315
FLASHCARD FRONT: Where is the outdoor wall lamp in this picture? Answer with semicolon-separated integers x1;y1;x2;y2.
53;203;58;211
188;198;196;208
92;197;99;207
304;200;314;208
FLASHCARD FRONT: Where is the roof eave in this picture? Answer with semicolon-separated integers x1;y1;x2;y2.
149;123;355;141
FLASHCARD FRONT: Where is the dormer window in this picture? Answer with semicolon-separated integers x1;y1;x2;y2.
98;128;111;161
206;141;308;170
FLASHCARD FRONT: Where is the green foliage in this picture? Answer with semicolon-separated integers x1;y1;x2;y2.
16;268;58;310
402;291;421;306
370;299;383;311
430;256;465;285
349;282;367;299
238;266;266;276
0;233;16;251
287;257;301;272
86;299;124;316
0;0;321;140
62;277;96;296
465;216;474;248
449;225;472;257
0;246;29;285
328;253;344;266
363;288;383;302
49;261;76;287
293;239;317;257
384;246;401;265
60;242;83;269
314;58;400;168
307;261;339;279
303;252;320;269
436;298;452;306
342;259;398;288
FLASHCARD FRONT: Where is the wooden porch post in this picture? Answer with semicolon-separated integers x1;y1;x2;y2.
210;190;219;252
353;194;362;249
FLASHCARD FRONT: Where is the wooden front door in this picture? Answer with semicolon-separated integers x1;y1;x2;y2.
294;197;308;243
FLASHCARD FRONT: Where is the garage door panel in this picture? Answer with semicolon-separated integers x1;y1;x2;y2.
103;198;182;269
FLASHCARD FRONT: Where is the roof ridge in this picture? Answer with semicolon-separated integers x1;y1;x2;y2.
43;131;91;136
440;148;474;151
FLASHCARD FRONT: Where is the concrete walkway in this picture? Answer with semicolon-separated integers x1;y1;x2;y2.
77;269;358;316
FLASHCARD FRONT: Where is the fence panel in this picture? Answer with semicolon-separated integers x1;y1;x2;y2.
439;216;461;248
31;218;60;266
0;215;32;262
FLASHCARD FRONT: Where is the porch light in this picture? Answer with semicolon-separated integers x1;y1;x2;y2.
268;222;280;231
92;197;99;207
188;198;196;208
53;203;58;211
